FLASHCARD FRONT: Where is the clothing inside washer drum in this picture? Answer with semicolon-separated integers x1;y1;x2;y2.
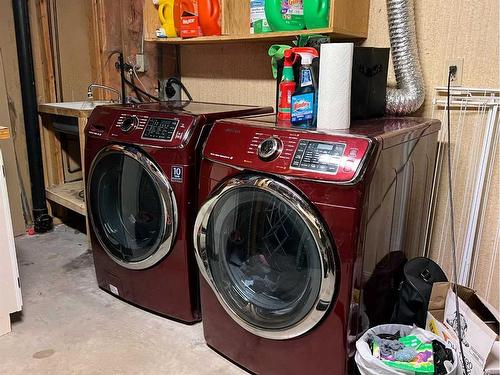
205;186;324;330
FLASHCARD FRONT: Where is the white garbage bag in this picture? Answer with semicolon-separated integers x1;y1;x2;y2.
355;324;458;375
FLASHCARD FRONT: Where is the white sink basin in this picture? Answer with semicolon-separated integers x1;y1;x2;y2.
44;101;115;111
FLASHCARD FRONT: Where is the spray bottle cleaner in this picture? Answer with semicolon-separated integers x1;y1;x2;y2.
290;47;319;129
277;49;298;123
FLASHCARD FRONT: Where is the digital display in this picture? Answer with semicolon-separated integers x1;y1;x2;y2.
142;118;179;141
317;143;334;151
291;140;346;174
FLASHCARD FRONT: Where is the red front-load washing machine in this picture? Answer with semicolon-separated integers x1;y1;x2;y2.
84;101;272;323
193;115;440;373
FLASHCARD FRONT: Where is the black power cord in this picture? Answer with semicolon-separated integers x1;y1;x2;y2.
115;55;161;102
447;65;469;375
114;53;193;103
165;77;193;101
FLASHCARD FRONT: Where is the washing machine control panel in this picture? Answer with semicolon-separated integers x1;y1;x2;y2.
141;118;179;141
204;120;373;183
291;140;346;174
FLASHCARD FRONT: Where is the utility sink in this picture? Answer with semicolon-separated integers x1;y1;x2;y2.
43;101;115;111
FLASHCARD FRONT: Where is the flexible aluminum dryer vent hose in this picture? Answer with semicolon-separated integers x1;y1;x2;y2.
385;0;425;115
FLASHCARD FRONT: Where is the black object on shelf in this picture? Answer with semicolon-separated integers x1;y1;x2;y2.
274;46;389;122
351;47;390;120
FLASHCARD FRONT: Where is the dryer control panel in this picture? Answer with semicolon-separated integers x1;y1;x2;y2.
142;118;179;141
105;111;195;147
204;120;373;183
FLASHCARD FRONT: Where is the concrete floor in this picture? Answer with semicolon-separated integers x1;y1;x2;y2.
0;225;245;374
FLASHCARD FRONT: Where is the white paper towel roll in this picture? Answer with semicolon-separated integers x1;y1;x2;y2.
317;43;354;131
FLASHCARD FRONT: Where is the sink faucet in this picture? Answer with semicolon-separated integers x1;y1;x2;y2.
87;84;121;103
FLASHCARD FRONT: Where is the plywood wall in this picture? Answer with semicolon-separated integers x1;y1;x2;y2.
181;42;276;107
0;0;34;235
89;0;166;101
55;1;93;101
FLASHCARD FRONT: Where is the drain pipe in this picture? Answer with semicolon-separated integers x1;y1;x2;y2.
12;0;53;232
385;0;425;115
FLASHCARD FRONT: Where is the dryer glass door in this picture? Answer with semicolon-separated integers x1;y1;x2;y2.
194;175;336;339
88;145;177;270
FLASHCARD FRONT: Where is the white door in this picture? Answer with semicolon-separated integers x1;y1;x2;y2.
0;147;22;335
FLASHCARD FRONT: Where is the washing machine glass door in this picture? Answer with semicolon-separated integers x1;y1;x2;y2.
194;175;336;340
88;144;177;270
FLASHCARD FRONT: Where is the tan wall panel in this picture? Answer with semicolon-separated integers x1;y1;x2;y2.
0;0;33;234
181;42;276;107
469;134;499;309
0;52;26;236
177;0;500;308
363;0;499;117
56;0;93;101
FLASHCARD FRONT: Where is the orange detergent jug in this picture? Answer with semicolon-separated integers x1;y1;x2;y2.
198;0;221;36
158;0;196;37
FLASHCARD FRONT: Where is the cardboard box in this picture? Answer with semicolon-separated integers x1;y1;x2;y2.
426;282;500;375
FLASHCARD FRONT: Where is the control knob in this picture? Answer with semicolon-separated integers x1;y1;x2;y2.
120;115;138;133
258;137;282;161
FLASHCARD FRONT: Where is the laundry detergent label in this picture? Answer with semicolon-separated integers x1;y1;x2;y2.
250;0;271;33
281;0;303;19
291;93;314;122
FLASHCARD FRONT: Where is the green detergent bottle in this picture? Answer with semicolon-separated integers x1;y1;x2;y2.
265;0;305;31
304;0;330;29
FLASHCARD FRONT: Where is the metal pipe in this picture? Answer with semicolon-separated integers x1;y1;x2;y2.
118;53;126;105
385;0;425;115
12;0;53;232
87;84;121;103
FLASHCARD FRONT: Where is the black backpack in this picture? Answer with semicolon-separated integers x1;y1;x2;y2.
364;251;407;327
391;257;448;327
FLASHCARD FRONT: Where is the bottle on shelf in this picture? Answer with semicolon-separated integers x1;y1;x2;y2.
277;49;298;124
290;47;319;129
198;0;221;36
304;0;330;29
265;0;305;31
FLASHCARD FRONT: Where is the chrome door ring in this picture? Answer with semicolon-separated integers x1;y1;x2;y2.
87;144;178;270
193;174;336;340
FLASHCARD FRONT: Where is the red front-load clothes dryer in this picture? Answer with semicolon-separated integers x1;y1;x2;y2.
193;115;441;373
84;101;272;323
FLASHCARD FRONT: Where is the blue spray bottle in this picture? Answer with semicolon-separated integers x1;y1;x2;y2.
290;47;319;129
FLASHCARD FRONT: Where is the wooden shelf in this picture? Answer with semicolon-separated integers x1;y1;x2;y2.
46;180;86;216
145;28;355;45
143;0;369;45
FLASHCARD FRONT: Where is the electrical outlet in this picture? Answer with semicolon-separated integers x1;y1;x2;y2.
136;54;148;73
445;58;464;86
